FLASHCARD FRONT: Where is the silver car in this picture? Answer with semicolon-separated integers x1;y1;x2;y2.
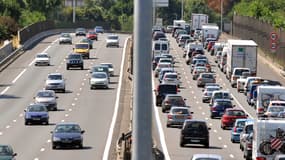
45;73;66;92
197;73;216;87
35;53;50;66
192;66;207;80
34;90;58;111
166;107;192;128
90;72;109;89
100;63;114;76
106;35;119;47
202;86;220;103
161;72;181;87
59;33;72;44
264;106;285;118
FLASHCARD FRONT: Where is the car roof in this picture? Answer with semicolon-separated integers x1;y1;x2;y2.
212;90;229;94
214;99;231;102
170;106;189;110
165;94;181;97
37;52;48;55
56;122;80;126
192;154;222;159
226;108;243;111
206;86;220;89
164;72;177;75
48;72;62;76
38;89;55;93
185;119;207;123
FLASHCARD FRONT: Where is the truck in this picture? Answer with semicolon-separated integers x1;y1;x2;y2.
201;24;219;42
256;86;285;116
173;20;186;28
225;39;258;80
191;13;208;30
253;119;285;160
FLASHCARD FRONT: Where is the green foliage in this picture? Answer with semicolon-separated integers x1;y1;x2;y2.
0;24;9;40
19;10;46;27
0;16;19;34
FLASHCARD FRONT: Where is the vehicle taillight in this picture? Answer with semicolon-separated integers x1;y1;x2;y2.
233;127;237;132
164;100;170;105
198;78;202;81
204;92;207;96
211;107;216;111
247;143;252;149
233;76;238;80
258;108;264;113
194;71;197;74
167;115;172;119
187;115;192;119
256;157;266;160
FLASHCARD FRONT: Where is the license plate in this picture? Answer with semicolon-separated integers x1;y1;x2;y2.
190;139;200;143
33;118;41;120
63;140;72;143
175;115;184;119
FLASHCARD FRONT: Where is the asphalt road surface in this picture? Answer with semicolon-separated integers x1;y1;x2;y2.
0;33;129;160
152;34;285;160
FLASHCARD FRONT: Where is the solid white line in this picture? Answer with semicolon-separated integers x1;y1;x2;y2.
12;69;26;83
102;37;129;160
42;45;51;53
152;78;171;160
28;59;36;66
0;87;10;95
231;94;253;118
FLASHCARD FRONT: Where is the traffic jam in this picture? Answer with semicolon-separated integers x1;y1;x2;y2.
152;15;285;160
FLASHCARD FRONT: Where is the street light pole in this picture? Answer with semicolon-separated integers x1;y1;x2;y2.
181;0;184;20
220;0;223;32
72;0;76;23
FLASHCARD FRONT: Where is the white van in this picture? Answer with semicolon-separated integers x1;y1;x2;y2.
152;40;169;57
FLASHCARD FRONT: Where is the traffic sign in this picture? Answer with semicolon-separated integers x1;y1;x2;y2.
270;32;278;41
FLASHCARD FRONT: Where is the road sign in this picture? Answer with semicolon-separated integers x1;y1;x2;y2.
154;0;169;7
270;32;278;41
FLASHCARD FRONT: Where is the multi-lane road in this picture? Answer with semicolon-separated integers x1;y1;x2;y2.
0;33;129;160
152;34;285;160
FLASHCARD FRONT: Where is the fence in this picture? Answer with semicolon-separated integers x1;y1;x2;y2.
232;15;285;66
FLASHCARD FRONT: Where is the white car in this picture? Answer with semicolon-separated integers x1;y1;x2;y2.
90;72;109;89
106;35;119;47
191;154;223;160
59;33;72;44
35;53;50;66
45;73;66;92
161;72;181;87
100;63;114;76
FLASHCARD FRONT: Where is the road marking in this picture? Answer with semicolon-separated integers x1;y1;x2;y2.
85;74;89;76
218;137;222;140
13;120;16;122
202;112;205;115
61;120;65;122
12;69;27;83
6;125;10;129
191;91;194;94
42;45;51;53
209;123;212;126
199;107;202;110
189;86;192;88
74;98;78;101
83;78;87;81
230;154;234;158
196;101;199;104
40;148;45;152
194;96;197;99
205;117;209;120
185;76;188;80
81;82;85;86
72;103;75;106
224;145;227;148
0;132;3;136
76;93;80;96
28;59;36;66
19;113;23;117
55;70;59;72
231;94;253;118
47;139;51;143
65;114;69;117
103;37;129;160
0;87;10;95
187;81;190;84
213;129;217;133
34;158;39;160
68;108;72;112
79;88;82;91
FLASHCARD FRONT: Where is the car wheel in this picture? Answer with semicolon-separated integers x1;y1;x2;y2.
210;115;214;119
53;108;57;111
52;144;57;149
62;89;65;93
44;121;49;125
180;140;185;147
162;108;166;113
166;124;170;128
66;66;69;70
231;138;235;143
25;121;29;125
81;66;84;70
204;142;209;148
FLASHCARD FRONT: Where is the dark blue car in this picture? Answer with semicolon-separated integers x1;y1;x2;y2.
24;104;49;125
51;123;85;149
210;99;234;118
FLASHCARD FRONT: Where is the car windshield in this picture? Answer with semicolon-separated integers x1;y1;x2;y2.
165;74;177;79
236;121;246;128
0;146;12;156
227;110;246;116
101;64;113;68
54;124;81;133
235;69;250;76
108;36;118;40
48;74;62;80
172;108;189;114
214;92;230;99
206;87;219;92
80;39;89;43
202;74;214;79
268;106;285;112
68;54;81;59
96;26;103;29
75;44;89;49
88;31;96;34
195;68;206;72
37;91;54;97
92;73;107;78
28;105;47;112
215;101;232;107
61;34;70;38
92;66;108;73
76;28;85;32
158;85;176;94
162;44;168;50
37;54;48;58
195;158;219;160
187;122;207;131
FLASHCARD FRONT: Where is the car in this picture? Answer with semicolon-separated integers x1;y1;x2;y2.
210;90;232;106
0;145;17;160
180;120;210;148
154;62;172;78
73;43;90;59
51;122;85;149
192;66;207;80
221;108;247;129
75;28;86;36
34;90;58;111
24;103;49;125
34;53;50;66
94;26;104;33
161;72;181;87
264;106;285;118
106;35;119;47
240;119;253;151
210;99;235;118
158;58;174;66
152;31;166;41
100;63;114;76
191;154;223;160
214;51;222;63
243;132;253;160
160;54;174;62
90;65;110;81
86;31;98;40
89;72;109;89
166;107;192;128
45;73;66;93
197;73;216;87
59;33;72;44
80;38;93;49
204;83;221;88
154;84;178;106
230;68;251;88
202;86;220;103
152;55;167;70
158;67;175;83
273;154;285;160
230;118;247;143
66;54;84;70
236;72;251;92
161;94;186;113
166;25;173;33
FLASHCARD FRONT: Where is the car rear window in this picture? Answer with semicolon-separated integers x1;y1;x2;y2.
154;44;160;50
227;110;246;116
234;69;250;76
172;108;189;114
165;74;177;79
186;122;207;131
158;85;177;93
75;44;89;49
202;74;214;78
162;44;168;50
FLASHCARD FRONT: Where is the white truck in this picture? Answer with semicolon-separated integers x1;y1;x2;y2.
253;120;285;160
225;39;258;80
173;20;186;28
191;13;208;30
256;86;285;116
201;24;219;42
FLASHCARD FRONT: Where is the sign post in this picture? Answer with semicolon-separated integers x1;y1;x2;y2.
270;32;278;53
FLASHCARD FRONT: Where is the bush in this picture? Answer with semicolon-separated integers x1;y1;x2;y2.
0;16;19;35
19;10;46;27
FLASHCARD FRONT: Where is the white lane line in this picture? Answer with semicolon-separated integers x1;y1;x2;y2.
202;112;205;115
71;103;75;106
76;93;80;96
218;137;222;140
12;69;27;83
13;120;16;122
231;94;253;118
0;87;10;95
103;37;129;160
28;59;36;66
65;114;69;117
0;132;3;136
34;158;39;160
209;123;213;126
19;113;23;117
6;125;10;129
205;117;209;120
185;76;188;80
187;81;190;84
40;148;45;152
230;154;234;158
47;139;51;143
61;120;65;122
199;107;202;110
224;145;227;148
74;98;78;101
42;45;51;53
52;38;59;44
213;129;217;133
68;108;72;112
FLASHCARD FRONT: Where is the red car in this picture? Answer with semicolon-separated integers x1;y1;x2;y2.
87;31;98;41
207;41;215;52
221;108;247;129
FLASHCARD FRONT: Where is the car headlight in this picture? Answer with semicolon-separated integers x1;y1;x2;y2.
53;136;61;141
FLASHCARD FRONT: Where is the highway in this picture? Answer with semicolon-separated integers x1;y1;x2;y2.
0;33;129;160
152;34;285;160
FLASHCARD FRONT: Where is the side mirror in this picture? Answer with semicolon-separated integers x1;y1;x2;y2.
24;109;26;112
208;127;211;130
13;153;17;157
190;112;194;114
177;89;180;92
81;130;85;134
233;105;236;107
183;98;187;101
202;89;205;92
